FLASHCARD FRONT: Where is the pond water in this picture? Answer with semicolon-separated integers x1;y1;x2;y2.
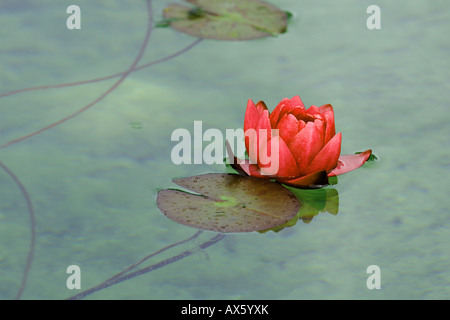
0;0;449;299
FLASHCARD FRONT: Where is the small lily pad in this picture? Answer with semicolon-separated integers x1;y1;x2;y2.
157;173;300;232
162;0;288;40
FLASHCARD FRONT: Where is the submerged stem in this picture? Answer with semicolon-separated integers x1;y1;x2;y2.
66;232;225;300
0;161;36;300
102;230;203;285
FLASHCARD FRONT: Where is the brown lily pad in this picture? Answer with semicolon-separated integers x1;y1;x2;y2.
162;0;288;41
157;173;300;232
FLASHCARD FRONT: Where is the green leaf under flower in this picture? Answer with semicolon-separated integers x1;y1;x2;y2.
259;187;340;232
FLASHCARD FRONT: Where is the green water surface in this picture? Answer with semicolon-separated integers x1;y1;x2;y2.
0;0;449;299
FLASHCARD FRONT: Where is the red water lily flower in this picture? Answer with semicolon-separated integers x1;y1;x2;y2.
227;95;372;188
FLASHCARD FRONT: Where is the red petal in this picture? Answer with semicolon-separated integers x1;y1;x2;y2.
328;149;372;177
243;100;268;131
292;107;315;123
319;104;336;144
269;98;289;128
270;97;303;128
244;99;260;153
306;105;321;116
288;122;323;174
282;170;329;188
258;135;300;178
276;113;299;143
289;95;305;109
298;120;306;131
255;100;268;114
314;119;325;145
256;109;272;133
303;132;342;175
246;109;272;165
319;103;333;113
244;99;259;131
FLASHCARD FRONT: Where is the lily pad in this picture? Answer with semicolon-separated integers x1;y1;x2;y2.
162;0;287;40
157;173;300;232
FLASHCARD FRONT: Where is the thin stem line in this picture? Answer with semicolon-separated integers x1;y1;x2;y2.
102;230;203;284
66;232;225;300
0;38;202;99
0;161;36;300
0;0;155;150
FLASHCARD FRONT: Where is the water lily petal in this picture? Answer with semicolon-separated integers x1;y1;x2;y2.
256;109;272;133
255;100;268;114
244;99;259;139
276;113;299;143
244;99;260;161
328;149;372;177
258;135;299;178
269;98;289;128
288;122;323;173
304;132;342;175
298;119;306;131
282;170;329;188
291;107;315;123
270;97;304;128
314;119;325;145
306;105;321;116
289;95;305;109
246;108;272;164
319;104;336;144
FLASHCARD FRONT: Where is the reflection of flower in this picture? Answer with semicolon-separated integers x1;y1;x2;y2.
294;188;339;223
228;96;372;188
260;188;339;233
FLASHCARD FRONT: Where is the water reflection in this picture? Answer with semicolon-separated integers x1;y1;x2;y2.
260;186;339;232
